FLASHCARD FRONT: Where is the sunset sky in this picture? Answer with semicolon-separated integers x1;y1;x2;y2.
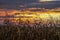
0;0;60;22
0;0;60;9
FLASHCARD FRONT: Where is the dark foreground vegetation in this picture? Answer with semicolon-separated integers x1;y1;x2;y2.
0;20;60;40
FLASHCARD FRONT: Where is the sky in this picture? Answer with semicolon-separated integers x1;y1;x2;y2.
0;0;60;9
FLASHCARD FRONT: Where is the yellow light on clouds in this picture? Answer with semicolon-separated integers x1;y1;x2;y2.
40;0;53;2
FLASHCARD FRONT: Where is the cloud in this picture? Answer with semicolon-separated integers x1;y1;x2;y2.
26;1;60;9
19;5;26;8
0;2;5;5
0;0;60;9
50;7;60;11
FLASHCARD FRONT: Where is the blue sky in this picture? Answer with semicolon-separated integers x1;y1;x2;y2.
0;0;60;9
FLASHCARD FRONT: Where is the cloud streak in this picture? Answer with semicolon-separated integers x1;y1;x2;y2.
0;0;60;9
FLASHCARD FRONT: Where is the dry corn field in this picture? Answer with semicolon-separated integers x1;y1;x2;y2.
0;19;60;40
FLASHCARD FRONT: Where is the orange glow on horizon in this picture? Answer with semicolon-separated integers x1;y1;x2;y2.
0;8;60;23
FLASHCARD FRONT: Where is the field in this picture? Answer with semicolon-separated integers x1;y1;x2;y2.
0;11;60;40
0;19;60;40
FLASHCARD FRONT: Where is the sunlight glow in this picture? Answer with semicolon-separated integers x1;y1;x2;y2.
40;0;53;2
